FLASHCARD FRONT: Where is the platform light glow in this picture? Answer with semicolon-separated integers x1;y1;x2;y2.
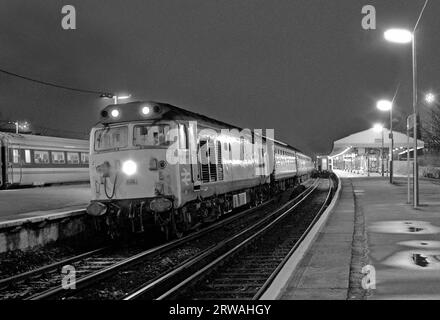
377;100;393;111
373;123;384;132
425;93;436;105
141;106;150;115
384;29;413;44
111;109;120;118
122;160;137;176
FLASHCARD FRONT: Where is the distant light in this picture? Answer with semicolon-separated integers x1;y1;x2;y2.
425;92;436;105
141;106;150;115
111;109;120;118
117;94;131;100
122;160;137;176
384;29;413;44
377;100;393;111
373;123;384;132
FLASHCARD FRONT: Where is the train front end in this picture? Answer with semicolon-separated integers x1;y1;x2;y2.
87;102;181;236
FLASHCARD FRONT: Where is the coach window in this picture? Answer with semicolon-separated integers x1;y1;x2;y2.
52;151;65;164
81;153;89;164
34;151;50;164
67;152;80;164
12;149;20;163
24;150;31;163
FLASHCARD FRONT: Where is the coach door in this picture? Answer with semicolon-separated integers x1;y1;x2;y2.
0;140;6;188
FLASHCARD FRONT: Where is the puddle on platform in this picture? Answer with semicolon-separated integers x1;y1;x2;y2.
383;250;440;270
369;220;440;235
398;240;440;249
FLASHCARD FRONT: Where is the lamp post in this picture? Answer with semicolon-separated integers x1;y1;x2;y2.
100;93;131;104
384;28;419;206
373;123;385;176
10;121;29;134
377;99;394;183
383;0;429;208
113;94;131;104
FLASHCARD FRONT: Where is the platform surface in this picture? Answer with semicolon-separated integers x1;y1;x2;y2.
0;184;90;222
280;175;355;299
280;170;440;300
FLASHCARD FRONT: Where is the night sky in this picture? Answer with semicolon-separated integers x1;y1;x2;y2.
1;0;439;155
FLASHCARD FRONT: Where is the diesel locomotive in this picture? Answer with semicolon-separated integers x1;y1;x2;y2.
86;101;314;238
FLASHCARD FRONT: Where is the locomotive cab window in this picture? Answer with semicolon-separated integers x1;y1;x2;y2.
94;126;128;151
133;124;172;147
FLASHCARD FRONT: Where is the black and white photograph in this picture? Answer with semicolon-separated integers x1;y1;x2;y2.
0;0;440;313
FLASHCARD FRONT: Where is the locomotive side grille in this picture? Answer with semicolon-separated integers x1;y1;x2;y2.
217;141;224;181
208;140;217;182
199;140;210;183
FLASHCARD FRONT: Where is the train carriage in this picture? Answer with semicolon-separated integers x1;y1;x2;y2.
0;133;89;188
87;101;314;237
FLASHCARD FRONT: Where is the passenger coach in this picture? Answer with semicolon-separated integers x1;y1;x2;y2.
0;133;89;188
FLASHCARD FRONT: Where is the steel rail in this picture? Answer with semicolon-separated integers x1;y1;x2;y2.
25;191;279;300
253;178;335;299
123;179;320;300
0;246;108;289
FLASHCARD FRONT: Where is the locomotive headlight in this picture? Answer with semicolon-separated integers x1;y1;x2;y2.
122;160;137;176
111;109;120;118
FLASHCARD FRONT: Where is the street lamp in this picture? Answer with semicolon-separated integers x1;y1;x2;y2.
377;99;394;183
100;93;131;104
425;92;436;105
113;94;131;104
11;121;30;134
383;0;429;208
384;28;419;206
373;123;385;177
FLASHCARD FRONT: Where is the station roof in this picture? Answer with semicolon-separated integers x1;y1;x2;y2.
328;128;424;157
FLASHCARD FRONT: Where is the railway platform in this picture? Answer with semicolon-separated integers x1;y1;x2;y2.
0;184;90;222
267;170;440;300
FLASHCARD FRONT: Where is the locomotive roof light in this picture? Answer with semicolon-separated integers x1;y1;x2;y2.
111;109;121;119
122;160;137;176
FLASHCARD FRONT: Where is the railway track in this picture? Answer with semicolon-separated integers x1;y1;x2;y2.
0;182;313;300
122;178;332;300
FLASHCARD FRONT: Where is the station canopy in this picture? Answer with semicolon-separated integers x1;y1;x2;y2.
328;128;424;158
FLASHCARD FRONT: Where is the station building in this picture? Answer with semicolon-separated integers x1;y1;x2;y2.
328;128;424;175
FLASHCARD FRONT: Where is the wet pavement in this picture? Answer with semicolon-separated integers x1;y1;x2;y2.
279;170;440;300
0;184;90;222
337;170;440;299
